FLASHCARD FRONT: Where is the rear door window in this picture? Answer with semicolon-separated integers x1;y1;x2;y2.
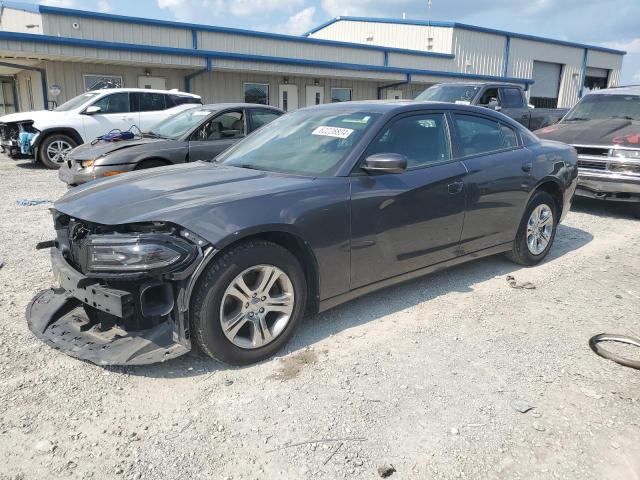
132;92;166;112
478;88;500;106
454;114;519;156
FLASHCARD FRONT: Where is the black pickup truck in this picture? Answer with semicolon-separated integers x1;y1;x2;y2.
416;82;568;131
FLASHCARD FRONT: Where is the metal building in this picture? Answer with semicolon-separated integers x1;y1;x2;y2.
0;1;626;114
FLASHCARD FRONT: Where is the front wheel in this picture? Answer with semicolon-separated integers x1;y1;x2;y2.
506;191;558;266
190;240;307;365
39;134;77;169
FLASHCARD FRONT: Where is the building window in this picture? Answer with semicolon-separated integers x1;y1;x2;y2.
584;67;610;94
244;83;269;105
83;74;123;91
331;88;352;103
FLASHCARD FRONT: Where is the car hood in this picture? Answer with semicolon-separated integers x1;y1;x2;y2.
55;162;314;228
69;137;174;161
535;118;640;147
0;110;73;125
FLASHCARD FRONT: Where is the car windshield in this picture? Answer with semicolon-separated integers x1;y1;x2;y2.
54;92;101;112
218;108;382;176
416;84;481;103
563;93;640;122
147;107;214;139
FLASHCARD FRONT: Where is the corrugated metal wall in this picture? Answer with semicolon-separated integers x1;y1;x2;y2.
308;20;453;54
41;13;192;49
198;31;382;65
451;29;505;77
0;7;43;34
190;70;386;106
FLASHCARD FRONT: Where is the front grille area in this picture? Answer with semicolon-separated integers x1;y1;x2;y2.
0;123;19;142
574;146;610;157
578;159;607;170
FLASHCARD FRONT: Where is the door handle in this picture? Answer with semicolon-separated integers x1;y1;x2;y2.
448;181;464;195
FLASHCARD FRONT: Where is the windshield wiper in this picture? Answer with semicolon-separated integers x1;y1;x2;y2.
564;117;590;122
611;115;635;120
143;131;169;139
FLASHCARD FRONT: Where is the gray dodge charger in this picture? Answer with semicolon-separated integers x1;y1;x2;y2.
28;101;578;366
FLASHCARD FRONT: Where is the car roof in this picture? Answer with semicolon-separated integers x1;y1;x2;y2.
301;99;510;115
199;103;283;111
91;88;200;98
587;86;640;96
427;82;523;88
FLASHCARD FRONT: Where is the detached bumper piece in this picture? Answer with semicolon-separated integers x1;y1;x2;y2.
27;290;189;366
26;249;191;366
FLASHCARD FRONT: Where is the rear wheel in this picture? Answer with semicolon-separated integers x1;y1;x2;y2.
506;191;558;266
190;240;307;365
39;134;77;169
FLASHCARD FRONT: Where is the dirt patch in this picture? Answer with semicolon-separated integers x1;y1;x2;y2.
269;348;318;381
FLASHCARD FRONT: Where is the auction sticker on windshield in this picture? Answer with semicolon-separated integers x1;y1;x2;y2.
312;126;354;139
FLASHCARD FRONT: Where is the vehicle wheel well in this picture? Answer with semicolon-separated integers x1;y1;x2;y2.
134;158;171;169
535;181;563;219
219;232;320;316
39;128;83;147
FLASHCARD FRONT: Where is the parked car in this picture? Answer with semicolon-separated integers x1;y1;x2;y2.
535;86;640;218
416;82;568;130
0;88;201;168
27;101;577;366
58;104;283;186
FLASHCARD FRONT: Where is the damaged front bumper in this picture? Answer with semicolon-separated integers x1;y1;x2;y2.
27;235;215;366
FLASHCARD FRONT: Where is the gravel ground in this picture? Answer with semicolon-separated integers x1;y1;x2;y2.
1;156;639;480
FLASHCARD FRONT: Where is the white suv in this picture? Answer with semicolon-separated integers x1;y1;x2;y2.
0;88;202;168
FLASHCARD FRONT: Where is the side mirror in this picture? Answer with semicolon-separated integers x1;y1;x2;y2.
83;105;102;115
488;98;502;112
362;153;407;174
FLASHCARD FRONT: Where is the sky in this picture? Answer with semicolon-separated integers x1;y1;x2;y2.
29;0;640;84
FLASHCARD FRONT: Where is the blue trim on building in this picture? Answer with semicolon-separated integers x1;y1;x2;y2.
579;49;588;98
192;29;198;50
0;31;535;86
383;51;389;67
184;58;212;93
34;5;453;60
502;36;511;78
303;16;627;56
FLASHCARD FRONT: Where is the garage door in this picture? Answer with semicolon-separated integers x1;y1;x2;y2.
530;61;562;108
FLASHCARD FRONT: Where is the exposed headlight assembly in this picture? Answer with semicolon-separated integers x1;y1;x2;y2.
84;234;196;273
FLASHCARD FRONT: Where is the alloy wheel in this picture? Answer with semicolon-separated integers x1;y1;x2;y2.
46;140;73;165
219;265;295;349
526;203;554;255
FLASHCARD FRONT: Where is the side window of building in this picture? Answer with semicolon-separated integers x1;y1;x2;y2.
501;88;525;108
366;113;451;169
132;92;166;112
193;110;244;141
454;114;518;156
478;88;500;106
244;83;269;105
91;92;130;114
249;109;281;132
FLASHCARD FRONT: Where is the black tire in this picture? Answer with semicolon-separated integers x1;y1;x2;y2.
39;134;77;169
506;191;558;266
134;159;170;170
190;240;307;365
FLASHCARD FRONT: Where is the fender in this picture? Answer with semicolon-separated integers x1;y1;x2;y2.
33;127;84;149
